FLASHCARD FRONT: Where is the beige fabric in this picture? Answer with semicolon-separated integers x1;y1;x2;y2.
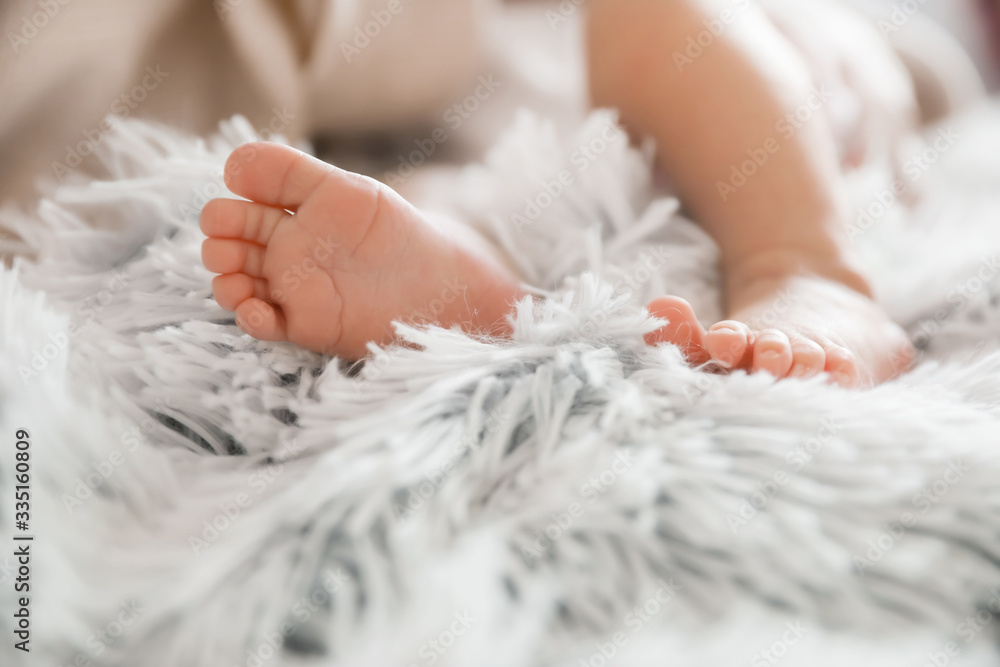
0;0;494;206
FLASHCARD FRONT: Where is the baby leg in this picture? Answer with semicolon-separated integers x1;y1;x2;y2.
588;0;914;386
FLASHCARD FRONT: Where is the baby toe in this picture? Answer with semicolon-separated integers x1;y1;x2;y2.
202;239;267;276
788;337;826;378
235;298;286;342
212;274;270;312
645;296;710;363
704;320;753;369
824;344;863;387
224;142;335;211
200;198;286;246
752;329;793;377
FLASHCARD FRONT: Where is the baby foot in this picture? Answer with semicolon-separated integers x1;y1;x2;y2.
201;142;523;358
645;274;914;388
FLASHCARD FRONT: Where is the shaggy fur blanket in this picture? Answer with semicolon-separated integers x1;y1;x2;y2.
4;106;1000;667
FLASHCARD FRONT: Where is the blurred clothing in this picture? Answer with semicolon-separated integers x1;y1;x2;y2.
0;0;495;206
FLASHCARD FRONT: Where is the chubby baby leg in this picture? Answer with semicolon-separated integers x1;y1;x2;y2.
588;0;914;386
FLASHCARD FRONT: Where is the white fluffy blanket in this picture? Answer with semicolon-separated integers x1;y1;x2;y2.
4;107;1000;667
